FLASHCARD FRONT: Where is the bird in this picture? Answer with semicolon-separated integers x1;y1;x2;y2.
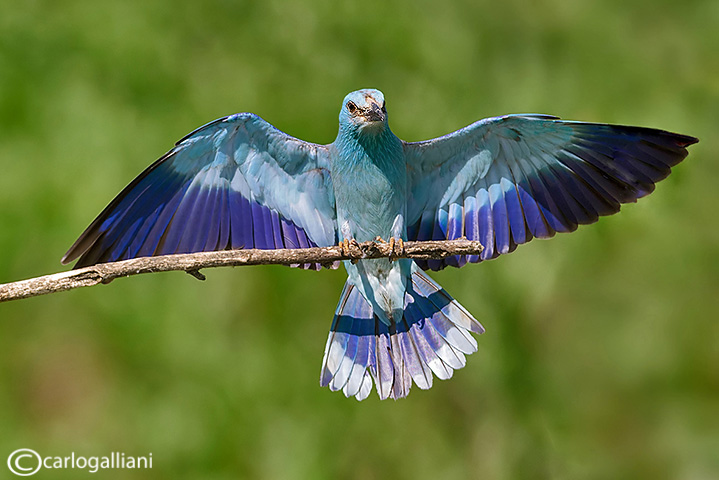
62;88;698;401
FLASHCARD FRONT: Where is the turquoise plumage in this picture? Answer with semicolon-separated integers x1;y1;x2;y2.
63;89;697;400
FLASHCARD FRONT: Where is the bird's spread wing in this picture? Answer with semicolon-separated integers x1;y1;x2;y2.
404;115;697;270
63;113;338;270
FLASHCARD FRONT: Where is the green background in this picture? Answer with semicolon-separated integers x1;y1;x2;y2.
1;1;717;479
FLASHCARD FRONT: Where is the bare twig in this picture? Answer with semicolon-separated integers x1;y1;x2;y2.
0;239;483;303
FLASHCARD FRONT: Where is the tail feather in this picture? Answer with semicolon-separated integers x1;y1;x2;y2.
389;331;412;400
407;307;453;381
399;315;433;390
320;265;485;400
411;271;483;335
417;312;467;370
374;327;394;400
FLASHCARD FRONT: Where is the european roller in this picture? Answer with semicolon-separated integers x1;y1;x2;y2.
63;89;698;400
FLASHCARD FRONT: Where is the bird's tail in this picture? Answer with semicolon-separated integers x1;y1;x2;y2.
320;265;484;400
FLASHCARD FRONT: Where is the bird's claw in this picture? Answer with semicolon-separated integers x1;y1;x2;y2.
339;238;361;264
391;237;405;261
374;236;405;262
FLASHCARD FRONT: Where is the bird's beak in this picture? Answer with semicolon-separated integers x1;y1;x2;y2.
363;102;385;123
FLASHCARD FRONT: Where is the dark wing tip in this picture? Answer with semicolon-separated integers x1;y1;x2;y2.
61;220;104;265
638;127;698;148
60;246;80;265
675;134;699;148
60;150;177;267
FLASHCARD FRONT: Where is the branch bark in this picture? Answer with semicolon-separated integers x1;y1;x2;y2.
0;239;483;303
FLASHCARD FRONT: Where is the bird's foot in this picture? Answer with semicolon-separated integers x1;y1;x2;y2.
339;238;362;264
374;236;405;262
390;237;405;261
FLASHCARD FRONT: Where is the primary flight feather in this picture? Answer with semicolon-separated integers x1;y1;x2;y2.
63;88;697;400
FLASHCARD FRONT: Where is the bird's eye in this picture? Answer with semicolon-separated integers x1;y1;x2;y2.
346;101;358;114
381;101;386;113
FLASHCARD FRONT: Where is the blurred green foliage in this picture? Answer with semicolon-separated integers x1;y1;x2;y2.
0;0;717;479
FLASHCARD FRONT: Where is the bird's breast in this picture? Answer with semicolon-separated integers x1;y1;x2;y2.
331;143;407;242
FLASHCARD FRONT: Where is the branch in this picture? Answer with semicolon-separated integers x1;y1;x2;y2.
0;239;483;303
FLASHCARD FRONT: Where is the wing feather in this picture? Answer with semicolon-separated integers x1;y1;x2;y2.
405;115;697;270
63;113;338;268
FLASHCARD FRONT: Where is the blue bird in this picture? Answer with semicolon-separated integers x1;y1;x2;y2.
63;89;697;400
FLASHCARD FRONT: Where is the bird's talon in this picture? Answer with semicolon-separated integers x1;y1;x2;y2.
339;238;352;256
339;238;362;260
386;237;404;262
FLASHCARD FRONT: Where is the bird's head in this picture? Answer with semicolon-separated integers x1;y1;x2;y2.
339;89;387;134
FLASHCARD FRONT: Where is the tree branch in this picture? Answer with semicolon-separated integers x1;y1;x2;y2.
0;239;483;303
